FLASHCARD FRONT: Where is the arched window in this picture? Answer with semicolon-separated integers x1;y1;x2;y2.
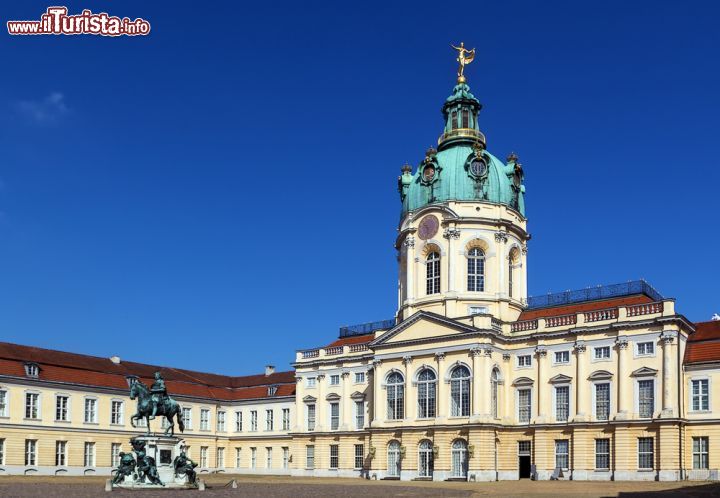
417;369;436;419
386;372;405;420
491;368;500;419
450;365;471;417
451;439;468;478
461;109;469;128
387;441;401;477
451;110;458;130
418;440;434;478
467;248;485;292
426;252;440;295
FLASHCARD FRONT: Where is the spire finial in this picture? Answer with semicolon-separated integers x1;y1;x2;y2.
451;42;476;84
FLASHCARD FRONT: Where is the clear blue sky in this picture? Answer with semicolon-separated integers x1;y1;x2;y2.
1;1;718;375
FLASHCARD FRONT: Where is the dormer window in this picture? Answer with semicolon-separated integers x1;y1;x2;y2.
24;363;39;378
268;385;278;397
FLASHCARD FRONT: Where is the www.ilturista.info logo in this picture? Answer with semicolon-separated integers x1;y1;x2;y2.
7;6;150;36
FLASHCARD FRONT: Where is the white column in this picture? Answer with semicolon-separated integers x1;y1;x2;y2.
435;352;446;420
495;232;508;296
502;353;513;422
341;370;351;430
660;332;676;417
535;347;547;422
444;228;460;293
482;348;493;419
295;376;304;431
403;355;413;420
573;342;587;422
405;237;415;303
316;374;325;431
470;347;482;418
371;360;382;425
615;337;629;420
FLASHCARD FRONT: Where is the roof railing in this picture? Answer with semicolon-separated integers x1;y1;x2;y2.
339;319;395;338
526;280;663;310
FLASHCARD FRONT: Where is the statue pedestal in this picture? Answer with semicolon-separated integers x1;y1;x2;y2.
112;434;195;490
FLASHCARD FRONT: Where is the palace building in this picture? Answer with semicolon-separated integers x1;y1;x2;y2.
0;62;719;482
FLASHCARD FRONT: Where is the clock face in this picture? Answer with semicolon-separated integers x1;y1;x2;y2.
418;215;439;240
422;165;435;182
469;158;487;177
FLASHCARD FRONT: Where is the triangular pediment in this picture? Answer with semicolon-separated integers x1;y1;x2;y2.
549;374;573;384
302;395;317;403
371;311;488;347
631;367;658;377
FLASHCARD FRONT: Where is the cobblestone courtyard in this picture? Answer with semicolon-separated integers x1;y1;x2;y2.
0;475;719;498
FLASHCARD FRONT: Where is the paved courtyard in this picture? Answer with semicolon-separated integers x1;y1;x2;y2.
0;475;719;498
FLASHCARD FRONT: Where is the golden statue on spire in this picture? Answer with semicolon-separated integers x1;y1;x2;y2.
451;42;475;83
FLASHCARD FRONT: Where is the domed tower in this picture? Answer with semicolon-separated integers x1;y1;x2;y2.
396;47;528;322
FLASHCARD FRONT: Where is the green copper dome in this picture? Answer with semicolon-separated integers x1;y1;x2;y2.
398;81;526;217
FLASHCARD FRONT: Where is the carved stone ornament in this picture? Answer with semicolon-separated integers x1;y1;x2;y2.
615;337;629;349
402;355;413;365
469;347;483;357
435;352;446;361
443;227;461;240
494;231;508;243
573;341;587;354
502;353;511;361
535;347;548;357
404;236;415;248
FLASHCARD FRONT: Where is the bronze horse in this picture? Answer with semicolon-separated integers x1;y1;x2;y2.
129;379;184;435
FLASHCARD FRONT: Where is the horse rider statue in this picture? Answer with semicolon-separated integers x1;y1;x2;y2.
150;371;167;418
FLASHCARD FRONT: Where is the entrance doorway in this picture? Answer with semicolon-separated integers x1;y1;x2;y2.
518;441;531;479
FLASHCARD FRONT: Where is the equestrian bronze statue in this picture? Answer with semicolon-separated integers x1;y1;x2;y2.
128;372;185;435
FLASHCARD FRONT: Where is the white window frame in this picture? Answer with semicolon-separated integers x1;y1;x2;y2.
182;407;192;430
282;447;289;470
265;447;272;469
217;410;226;432
265;409;274;431
25;439;37;466
634;377;656;418
110;399;124;425
111;443;122;467
306;403;316;431
517;355;532;368
689;377;711;412
553;350;570;365
354;444;364;470
306;377;317;389
354;372;365;384
329;402;340;430
0;438;5;465
25;391;41;420
592;381;612;421
593;346;611;361
235;411;243;432
84;441;96;467
516;387;532;424
305;445;315;469
235;447;241;468
250;447;257;469
0;389;8;417
55;394;70;422
282;408;290;431
555;439;569;470
217;447;225;468
56;440;67;466
552;384;571;422
200;408;210;431
692;436;709;470
83;397;98;424
329;374;340;386
635;341;655;357
200;446;208;468
355;400;365;429
595;438;610;470
250;410;258;431
329;444;339;469
637;437;654;470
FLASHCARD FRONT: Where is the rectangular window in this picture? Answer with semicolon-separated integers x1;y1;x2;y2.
518;388;531;423
330;375;340;386
282;408;290;430
355;372;365;384
595;439;610;470
638;437;654;469
182;407;192;430
307;404;316;431
266;447;272;469
330;402;339;430
266;409;274;431
354;444;364;469
235;411;243;431
638;379;654;418
251;410;258;431
693;437;709;469
56;440;67;466
217;447;225;468
200;409;210;430
25;393;39;419
235;447;241;468
462;109;470;128
25;439;37;466
517;355;532;367
200;446;208;468
56;395;69;421
84;398;97;423
691;379;710;411
306;377;316;388
637;342;654;356
84;442;95;467
555;440;569;469
355;401;364;429
555;386;569;422
554;351;570;364
0;390;7;417
306;445;315;469
250;447;257;469
595;383;610;421
594;346;611;360
111;400;124;425
217;411;226;432
282;447;289;470
111;443;121;467
329;444;339;469
0;439;4;465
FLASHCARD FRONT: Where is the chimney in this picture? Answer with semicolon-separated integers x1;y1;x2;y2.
265;365;275;376
110;356;121;364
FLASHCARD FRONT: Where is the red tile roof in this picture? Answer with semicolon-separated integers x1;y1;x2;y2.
0;342;295;401
518;295;653;321
325;334;375;348
685;321;720;365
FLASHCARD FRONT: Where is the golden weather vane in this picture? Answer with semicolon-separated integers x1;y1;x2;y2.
451;42;476;83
